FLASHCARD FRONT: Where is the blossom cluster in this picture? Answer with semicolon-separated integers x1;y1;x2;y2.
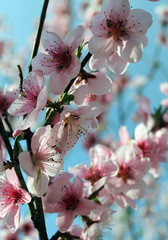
0;0;167;239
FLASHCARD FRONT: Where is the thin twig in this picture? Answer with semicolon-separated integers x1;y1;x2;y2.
17;64;24;92
63;51;92;93
28;0;49;73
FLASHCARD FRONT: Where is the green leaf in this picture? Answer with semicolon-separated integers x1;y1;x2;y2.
60;92;74;105
13;131;24;158
76;40;88;58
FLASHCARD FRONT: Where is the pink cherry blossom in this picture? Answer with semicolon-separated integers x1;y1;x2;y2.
50;102;102;153
0;168;31;232
19;125;63;197
119;123;168;177
43;174;96;232
69;144;118;195
8;70;48;130
134;123;168;177
32;25;84;95
88;0;152;73
43;171;73;205
105;145;150;198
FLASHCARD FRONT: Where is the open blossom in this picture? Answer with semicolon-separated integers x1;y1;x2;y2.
134;123;168;177
43;173;95;232
50;102;102;153
72;70;112;105
105;145;150;199
8;70;48;130
69;144;118;195
119;123;168;177
0;168;31;232
19;126;63;197
88;0;152;73
32;25;84;95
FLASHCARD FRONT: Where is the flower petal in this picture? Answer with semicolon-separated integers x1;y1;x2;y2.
101;0;130;21
19;152;37;178
119;38;143;63
27;174;49;197
6;205;20;232
106;51;129;75
64;25;85;53
89;14;108;37
127;9;153;36
56;211;75;233
88;36;116;58
88;72;112;95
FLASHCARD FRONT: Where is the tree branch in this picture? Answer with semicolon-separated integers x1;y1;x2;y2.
28;0;49;73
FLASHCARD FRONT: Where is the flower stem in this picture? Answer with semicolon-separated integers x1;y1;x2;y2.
34;197;48;240
17;64;24;92
26;0;50;152
63;51;92;93
50;231;80;240
26;0;50;238
0;118;13;160
28;0;49;73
